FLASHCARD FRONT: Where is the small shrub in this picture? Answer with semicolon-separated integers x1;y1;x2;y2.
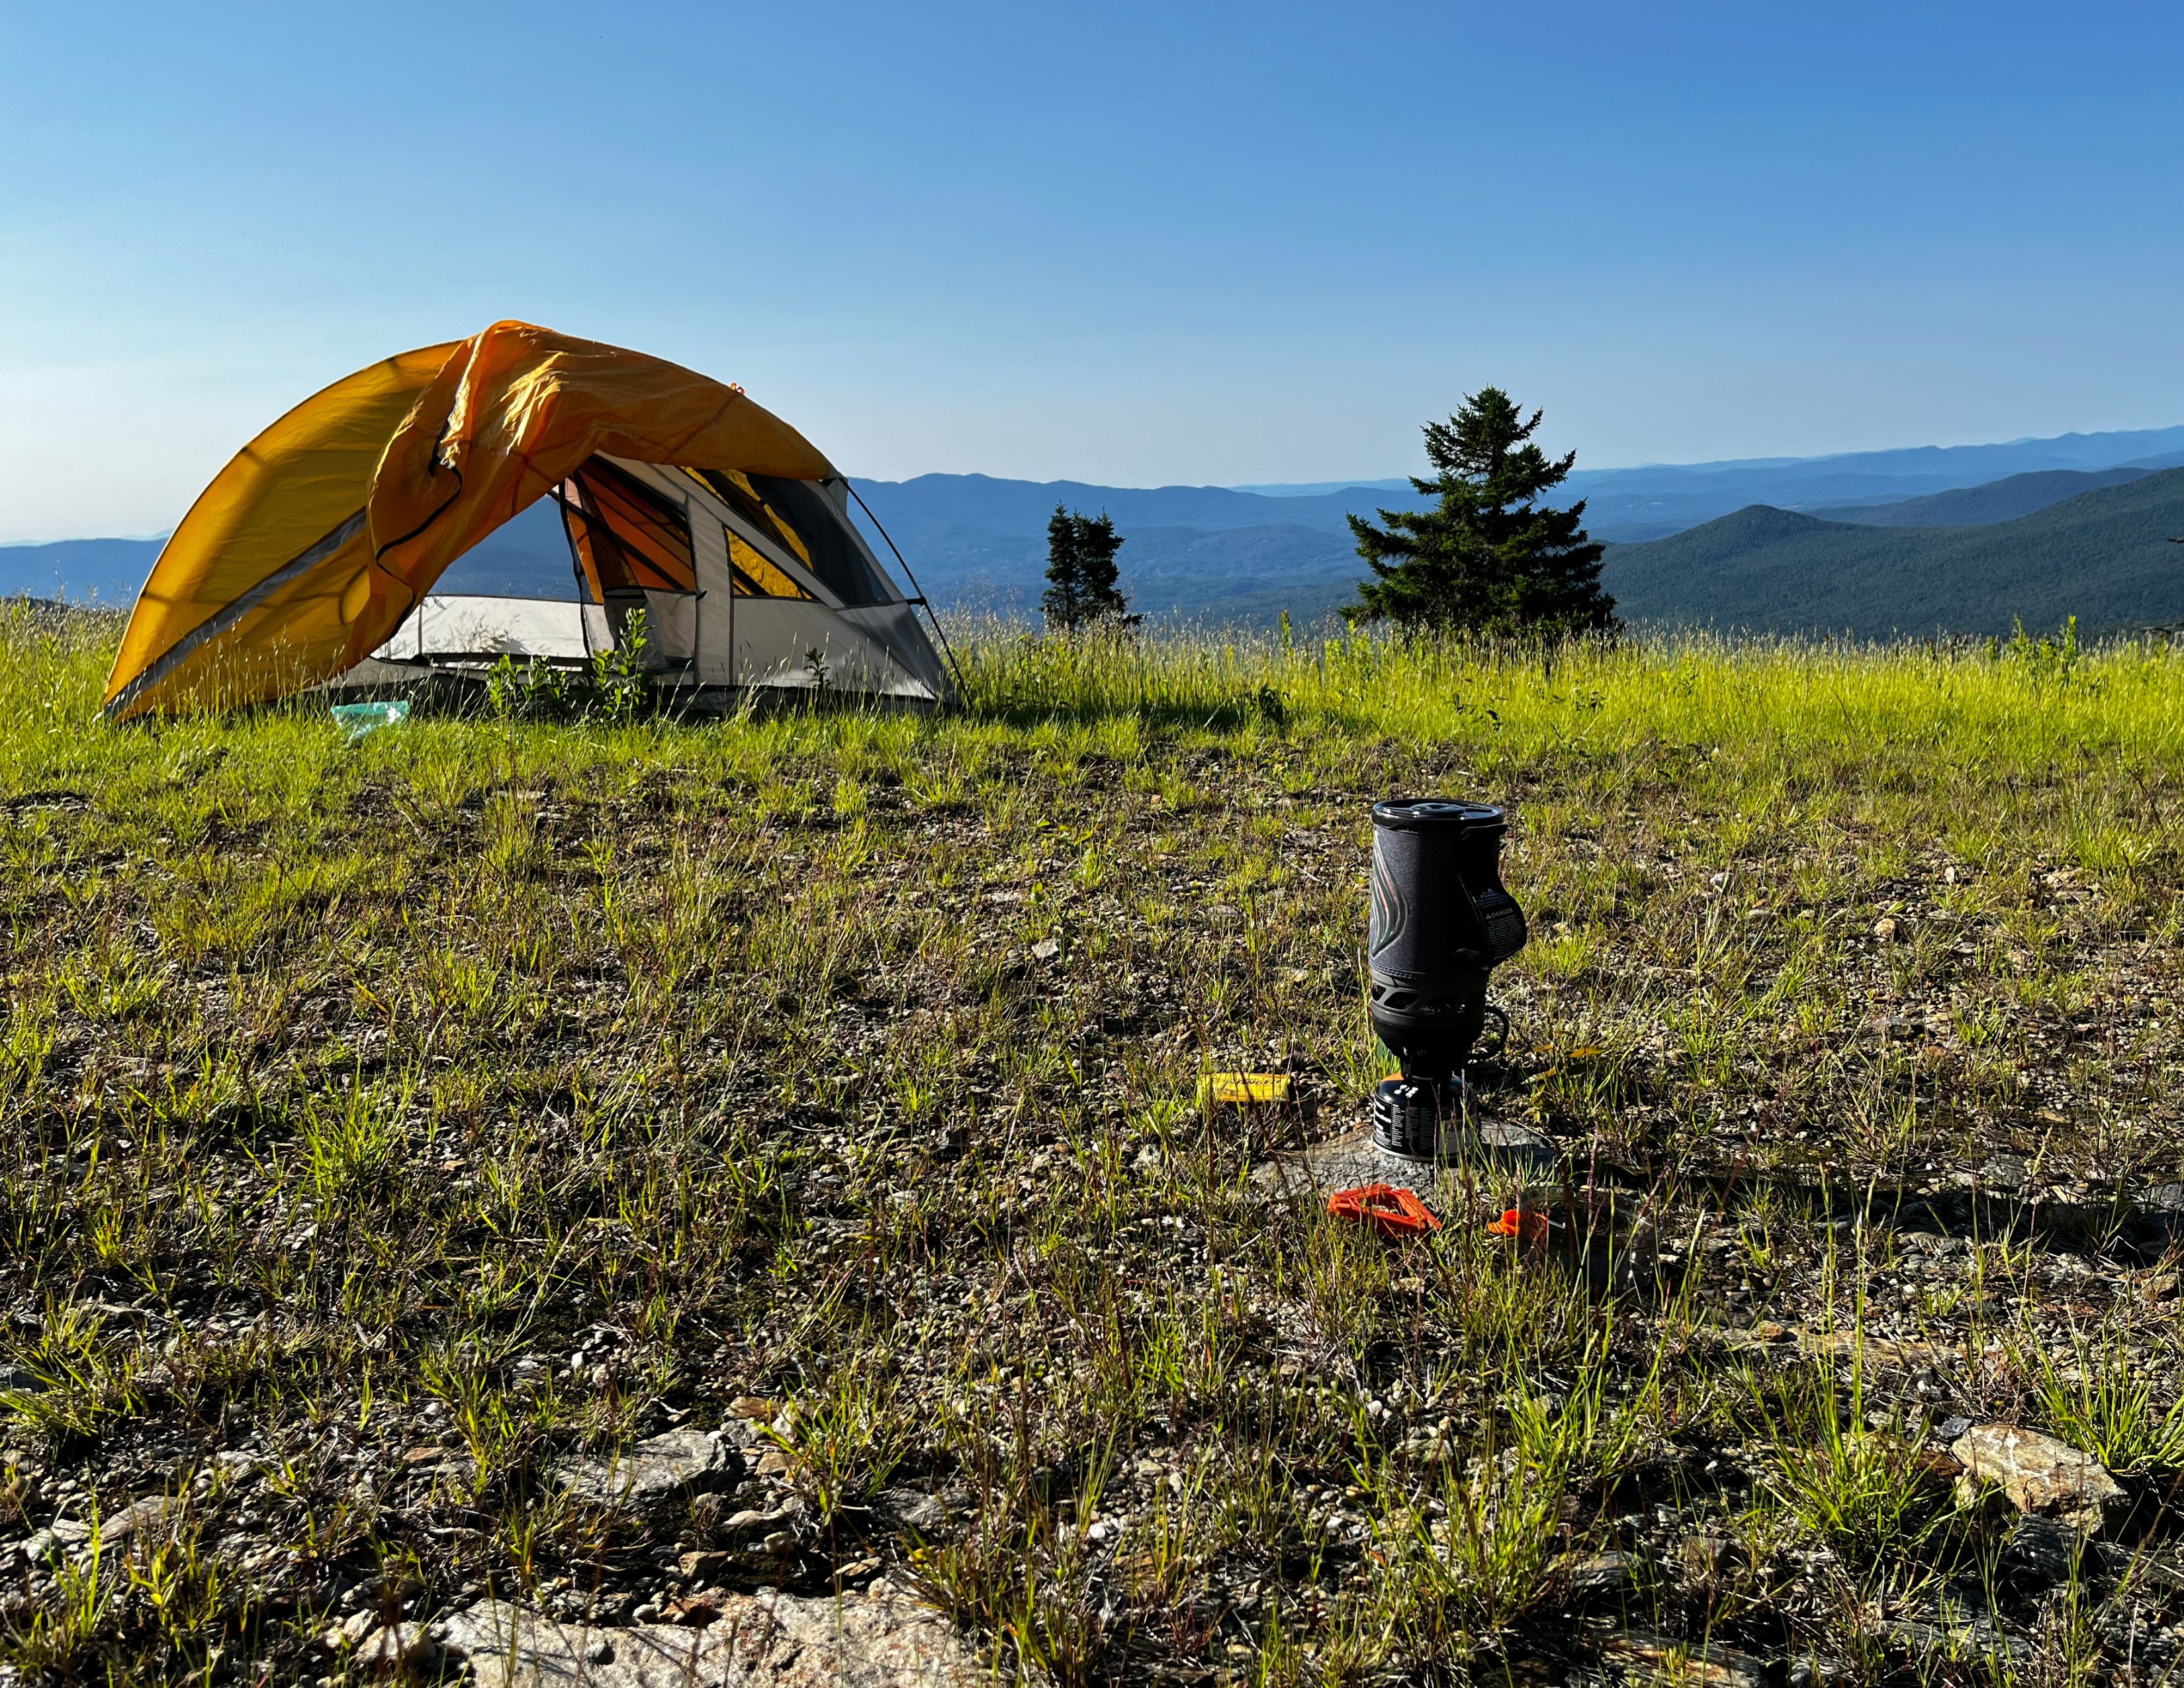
488;608;651;722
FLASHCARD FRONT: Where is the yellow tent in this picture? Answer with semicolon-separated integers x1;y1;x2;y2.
105;321;948;719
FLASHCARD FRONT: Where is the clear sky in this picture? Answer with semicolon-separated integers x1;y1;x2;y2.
3;2;2181;540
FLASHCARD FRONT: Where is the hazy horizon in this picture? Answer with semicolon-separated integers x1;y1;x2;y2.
11;416;2184;550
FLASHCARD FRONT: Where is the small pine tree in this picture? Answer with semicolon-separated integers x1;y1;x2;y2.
1042;504;1083;630
1347;389;1617;638
1042;504;1138;632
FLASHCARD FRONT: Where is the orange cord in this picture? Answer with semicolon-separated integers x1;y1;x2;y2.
1326;1184;1443;1238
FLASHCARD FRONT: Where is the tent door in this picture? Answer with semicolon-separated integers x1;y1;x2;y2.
600;587;698;671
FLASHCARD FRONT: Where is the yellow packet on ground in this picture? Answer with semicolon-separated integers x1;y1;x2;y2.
1201;1072;1293;1107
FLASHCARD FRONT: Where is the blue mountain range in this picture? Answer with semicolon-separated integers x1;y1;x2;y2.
12;422;2184;633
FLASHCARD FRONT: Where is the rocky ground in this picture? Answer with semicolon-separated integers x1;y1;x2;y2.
3;625;2182;1684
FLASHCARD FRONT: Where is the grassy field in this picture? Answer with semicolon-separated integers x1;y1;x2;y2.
3;608;2183;1686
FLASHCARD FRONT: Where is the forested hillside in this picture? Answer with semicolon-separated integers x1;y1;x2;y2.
1603;467;2184;636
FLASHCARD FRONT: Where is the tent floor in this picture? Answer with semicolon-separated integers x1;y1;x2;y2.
314;657;940;717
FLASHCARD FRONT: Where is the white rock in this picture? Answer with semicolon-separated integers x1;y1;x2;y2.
436;1586;1008;1686
1952;1423;2124;1535
557;1428;737;1507
357;1620;435;1671
321;1608;378;1651
95;1495;178;1543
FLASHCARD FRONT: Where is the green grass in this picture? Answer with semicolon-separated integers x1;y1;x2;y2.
3;606;2184;1683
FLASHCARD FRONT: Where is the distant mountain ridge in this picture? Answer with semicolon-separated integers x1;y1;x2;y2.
843;474;1425;622
0;538;161;608
1230;479;1414;497
1805;465;2163;527
1558;427;2184;539
842;422;2184;623
12;421;2184;635
1602;466;2184;637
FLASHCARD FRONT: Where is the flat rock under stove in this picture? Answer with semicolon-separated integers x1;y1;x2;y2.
1257;1117;1564;1205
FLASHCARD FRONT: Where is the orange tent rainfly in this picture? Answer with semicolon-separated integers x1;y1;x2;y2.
103;321;952;720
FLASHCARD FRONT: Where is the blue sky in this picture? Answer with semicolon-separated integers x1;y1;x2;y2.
3;2;2181;540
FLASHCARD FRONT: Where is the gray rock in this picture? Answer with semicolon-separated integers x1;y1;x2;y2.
1602;1629;1766;1688
19;1515;95;1562
2099;1613;2180;1669
95;1495;178;1544
877;1490;946;1536
1567;1550;1636;1592
2098;1540;2184;1593
559;1429;739;1508
1888;1615;2028;1664
435;1583;1003;1685
1673;1535;1735;1579
1272;1118;1564;1207
1952;1424;2124;1536
1979;1155;2029;1192
2145;1184;2184;1217
1887;1579;2027;1664
874;1487;974;1539
1476;1118;1547;1147
1999;1514;2083;1587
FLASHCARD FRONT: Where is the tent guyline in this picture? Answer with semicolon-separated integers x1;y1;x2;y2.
103;320;952;720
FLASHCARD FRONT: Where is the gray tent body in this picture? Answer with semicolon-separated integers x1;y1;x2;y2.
345;457;950;707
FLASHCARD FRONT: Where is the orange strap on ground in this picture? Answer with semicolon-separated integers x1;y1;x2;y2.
1486;1207;1553;1245
1326;1184;1443;1238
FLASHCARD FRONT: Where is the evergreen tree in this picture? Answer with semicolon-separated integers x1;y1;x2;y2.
1042;504;1138;631
1042;504;1083;630
1347;389;1617;637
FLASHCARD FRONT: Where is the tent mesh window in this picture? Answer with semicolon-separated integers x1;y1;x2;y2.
559;459;700;598
695;470;890;606
723;532;814;600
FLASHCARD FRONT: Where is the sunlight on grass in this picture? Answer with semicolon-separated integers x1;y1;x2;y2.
3;606;2181;1682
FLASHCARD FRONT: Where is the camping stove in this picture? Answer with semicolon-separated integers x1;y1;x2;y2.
1366;798;1527;1159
